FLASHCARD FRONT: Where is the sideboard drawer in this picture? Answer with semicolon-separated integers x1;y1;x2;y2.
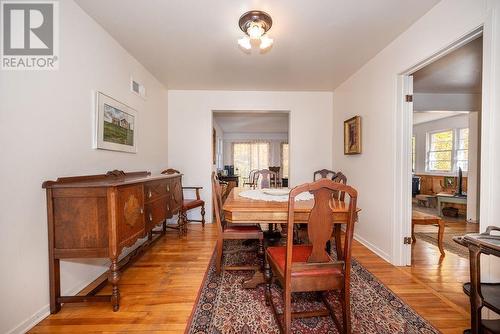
144;180;168;202
145;198;168;231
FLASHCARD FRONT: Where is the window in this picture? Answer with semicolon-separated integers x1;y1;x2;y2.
281;143;289;178
456;128;469;171
233;142;269;183
427;130;453;172
426;128;469;173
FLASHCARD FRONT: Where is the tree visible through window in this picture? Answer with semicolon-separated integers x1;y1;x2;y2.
281;143;289;178
426;128;469;173
427;130;453;172
233;142;269;183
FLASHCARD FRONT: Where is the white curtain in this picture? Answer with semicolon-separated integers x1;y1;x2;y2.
232;141;270;182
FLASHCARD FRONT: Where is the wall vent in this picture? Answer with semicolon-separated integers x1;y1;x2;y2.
130;77;146;99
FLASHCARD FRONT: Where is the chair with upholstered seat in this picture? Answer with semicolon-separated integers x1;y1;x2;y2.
265;178;358;334
212;172;264;274
161;168;205;234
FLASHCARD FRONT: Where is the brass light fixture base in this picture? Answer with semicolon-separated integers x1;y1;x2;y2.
238;10;273;35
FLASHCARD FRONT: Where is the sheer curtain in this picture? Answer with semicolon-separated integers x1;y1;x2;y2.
232;141;270;183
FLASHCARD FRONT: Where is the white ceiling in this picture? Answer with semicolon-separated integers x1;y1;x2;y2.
75;0;440;91
213;112;289;133
413;36;482;94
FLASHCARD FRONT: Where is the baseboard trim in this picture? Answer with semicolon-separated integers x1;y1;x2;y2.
7;304;50;334
353;232;392;264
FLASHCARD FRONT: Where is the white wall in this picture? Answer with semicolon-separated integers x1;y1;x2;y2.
168;90;333;222
332;0;495;264
0;1;168;333
222;132;288;169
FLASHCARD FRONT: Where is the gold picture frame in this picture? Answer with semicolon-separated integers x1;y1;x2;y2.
344;116;361;155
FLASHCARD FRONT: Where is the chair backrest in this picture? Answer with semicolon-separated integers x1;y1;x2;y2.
248;169;258;186
254;169;276;188
269;166;281;178
332;172;348;201
285;179;358;275
211;172;225;235
313;169;337;181
161;168;180;175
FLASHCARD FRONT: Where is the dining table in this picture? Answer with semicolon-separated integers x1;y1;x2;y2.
222;187;360;288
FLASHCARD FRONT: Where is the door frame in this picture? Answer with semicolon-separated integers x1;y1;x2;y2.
395;28;484;266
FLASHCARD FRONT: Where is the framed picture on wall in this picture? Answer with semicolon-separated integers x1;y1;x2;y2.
94;91;137;153
344;115;361;155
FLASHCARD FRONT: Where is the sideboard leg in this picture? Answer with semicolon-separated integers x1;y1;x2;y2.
109;259;120;312
49;257;61;313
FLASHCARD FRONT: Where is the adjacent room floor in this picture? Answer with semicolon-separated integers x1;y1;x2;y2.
31;224;471;333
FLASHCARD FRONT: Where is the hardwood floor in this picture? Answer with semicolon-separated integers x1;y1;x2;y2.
31;223;472;333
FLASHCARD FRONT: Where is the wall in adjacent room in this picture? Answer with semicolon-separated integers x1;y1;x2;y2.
332;0;497;263
168;90;333;222
0;1;168;333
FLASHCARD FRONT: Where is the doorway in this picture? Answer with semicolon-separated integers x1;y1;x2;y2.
212;111;290;198
401;32;483;313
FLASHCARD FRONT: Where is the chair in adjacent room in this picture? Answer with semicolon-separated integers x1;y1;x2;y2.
254;169;278;188
212;172;264;274
243;169;258;188
161;168;205;234
265;178;358;334
269;166;282;187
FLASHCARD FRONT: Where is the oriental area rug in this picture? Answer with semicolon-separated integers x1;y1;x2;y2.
186;240;439;334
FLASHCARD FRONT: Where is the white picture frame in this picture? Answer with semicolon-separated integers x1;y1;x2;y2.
94;91;137;153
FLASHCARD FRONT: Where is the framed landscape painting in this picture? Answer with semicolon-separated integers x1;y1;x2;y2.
344;115;361;155
94;91;137;153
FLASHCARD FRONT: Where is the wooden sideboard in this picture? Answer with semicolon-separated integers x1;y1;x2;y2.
42;170;182;313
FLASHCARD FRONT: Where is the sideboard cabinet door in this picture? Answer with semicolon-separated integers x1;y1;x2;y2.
116;184;145;249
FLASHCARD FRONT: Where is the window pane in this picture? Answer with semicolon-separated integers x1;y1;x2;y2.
456;149;468;161
427;130;453;172
429;160;452;171
429;151;451;161
457;160;468;171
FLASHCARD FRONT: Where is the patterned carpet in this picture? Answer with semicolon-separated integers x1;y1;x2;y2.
187;241;439;334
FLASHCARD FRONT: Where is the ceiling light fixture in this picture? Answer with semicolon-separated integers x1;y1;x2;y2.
238;10;273;52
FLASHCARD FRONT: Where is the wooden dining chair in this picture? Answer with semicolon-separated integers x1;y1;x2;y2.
243;169;258;188
331;172;348;258
161;168;205;234
212;172;264;274
269;166;282;187
254;169;278;189
265;178;358;334
313;169;337;181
